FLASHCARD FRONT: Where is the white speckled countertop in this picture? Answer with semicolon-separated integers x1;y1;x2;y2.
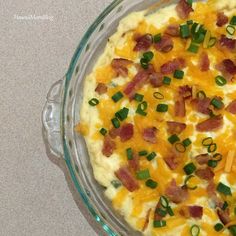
0;0;112;235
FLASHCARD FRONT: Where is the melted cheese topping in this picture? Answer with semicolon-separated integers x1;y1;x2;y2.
79;0;236;235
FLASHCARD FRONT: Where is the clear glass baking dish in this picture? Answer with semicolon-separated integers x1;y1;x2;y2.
42;0;201;235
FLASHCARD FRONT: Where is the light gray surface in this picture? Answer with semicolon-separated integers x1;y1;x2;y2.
0;0;113;235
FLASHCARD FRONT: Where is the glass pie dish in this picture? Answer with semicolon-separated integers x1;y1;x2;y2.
41;0;206;235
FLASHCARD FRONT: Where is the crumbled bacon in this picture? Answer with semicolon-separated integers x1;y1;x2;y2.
165;179;188;204
142;127;157;144
142;209;151;231
128;152;140;172
154;200;163;221
195;167;215;181
164;154;179;170
119;123;134;142
160;57;186;74
95;83;107;95
226;100;236;114
179;85;192;100
199;52;210;72
188;206;203;219
216;12;228;27
154;34;174;53
134;34;153;51
191;97;211;115
102;136;116;157
176;0;193;20
165;24;180;37
109;127;120;139
111;58;133;77
219;35;236;51
115;166;139;192
217;209;230;225
167;121;186;134
196;115;223;132
149;72;163;87
175;98;186;117
195;153;210;165
207;181;224;209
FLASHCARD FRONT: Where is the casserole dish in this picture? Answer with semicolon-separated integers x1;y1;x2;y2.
42;0;236;235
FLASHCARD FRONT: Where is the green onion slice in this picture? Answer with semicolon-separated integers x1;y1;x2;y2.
155;208;167;217
184;163;196;175
222;201;229;210
134;93;144;102
187;42;200;53
111;180;122;188
229;225;236;236
208;37;217;47
160;196;169;208
136;169;150;180
163;76;171;85
126;148;133;160
226;25;235;35
140;58;149;69
211;98;224;109
146;179;158;189
153;33;161;43
182;138;192;147
175;142;186;153
174;70;184;79
99;128;107;136
214;223;224;232
215;76;227;86
184;175;197;190
139;150;148;156
115;107;129;121
217;182;232;196
196;90;206;99
136;101;148;116
156;104;168;112
88;98;99;106
153;92;164;100
143;51;154;62
111;91;123;102
213;153;223;162
146;152;157;161
166;206;174;216
153;220;166;228
230;16;236;25
202;137;213;146
208;160;218;168
207;143;217;153
190;225;200;236
111;117;120;128
180;24;190;38
168;134;180;144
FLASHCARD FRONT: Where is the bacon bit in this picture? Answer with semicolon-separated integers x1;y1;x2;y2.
217;209;230;225
119;123;134;142
167;121;186;134
195;167;215;181
142;209;151;231
123;69;150;99
195;154;211;165
165;179;189;204
191;97;211;115
164;154;179;170
207;181;224;209
179;85;192;100
216;12;228;27
179;206;189;218
176;0;193;20
111;58;133;77
102;136;116;157
149;72;163;87
128;152;140;172
196;115;223;132
95;83;107;95
134;34;153;51
165;24;180;37
199;52;210;72
188;206;203;219
160;57;186;75
226;100;236;114
109;127;120;139
115;166;139;192
142;127;157;144
175;98;186;117
219;35;236;51
216;59;236;80
224;150;235;173
154;34;174;53
154;200;163;221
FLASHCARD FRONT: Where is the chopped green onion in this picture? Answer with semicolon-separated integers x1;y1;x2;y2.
174;70;184;79
215;75;227;86
166;206;174;216
115;107;129;121
111;117;120;128
217;182;232;196
99;128;107;136
214;223;224;232
139;150;148;156
145;179;158;189
88;98;99;106
180;24;190;38
213;153;223;161
153;220;166;228
168;134;180;144
230;16;236;25
146;152;157;161
184;175;197;190
134;93;144;102
187;0;193;7
156;104;168;112
229;225;236;236
136;101;148;116
182;138;192;147
140;58;149;69
208;160;218;168
160;196;169;208
175;142;186;153
202;137;213;146
193;32;206;44
153;33;162;43
191;23;199;34
207;143;217;153
111;180;122;188
163;76;171;85
184;163;196;175
126;148;133;160
226;25;235;35
187;42;200;53
143;51;154;62
190;225;200;236
111;91;123;102
153;92;164;100
211;98;224;109
222;201;229;210
208;37;217;47
196;90;206;99
155;208;167;217
136;169;150;180
187;20;193;25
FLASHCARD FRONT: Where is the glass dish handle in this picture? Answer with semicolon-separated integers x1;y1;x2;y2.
42;79;64;158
